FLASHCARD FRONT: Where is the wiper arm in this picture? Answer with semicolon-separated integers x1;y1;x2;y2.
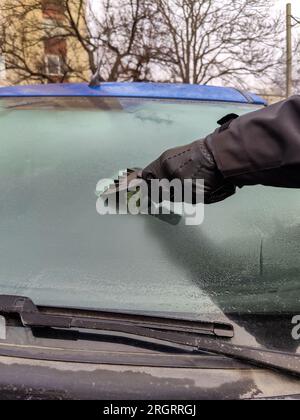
195;337;300;379
1;295;299;379
0;295;233;339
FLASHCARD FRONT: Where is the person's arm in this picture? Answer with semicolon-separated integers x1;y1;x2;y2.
142;95;300;204
208;95;300;189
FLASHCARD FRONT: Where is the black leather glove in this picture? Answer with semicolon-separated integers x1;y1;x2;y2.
142;137;236;204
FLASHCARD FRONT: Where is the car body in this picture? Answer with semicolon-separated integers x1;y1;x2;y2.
0;82;299;400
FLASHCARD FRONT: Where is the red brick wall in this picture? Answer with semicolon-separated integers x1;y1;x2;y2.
41;0;65;20
44;37;67;57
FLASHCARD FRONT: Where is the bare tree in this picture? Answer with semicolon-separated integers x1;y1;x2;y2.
0;0;91;83
0;0;154;84
150;0;283;88
292;37;300;94
255;26;300;103
268;34;300;99
0;0;284;89
89;0;158;81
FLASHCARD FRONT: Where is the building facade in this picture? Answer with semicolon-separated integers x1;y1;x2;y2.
0;0;91;85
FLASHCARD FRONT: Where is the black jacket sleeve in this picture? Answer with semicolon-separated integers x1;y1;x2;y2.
207;95;300;188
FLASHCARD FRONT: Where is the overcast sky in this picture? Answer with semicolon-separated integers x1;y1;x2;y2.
277;0;300;16
277;0;300;35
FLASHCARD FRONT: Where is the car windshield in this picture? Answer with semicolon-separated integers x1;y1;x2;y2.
0;96;299;327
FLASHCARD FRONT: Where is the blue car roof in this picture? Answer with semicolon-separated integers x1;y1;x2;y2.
0;82;266;105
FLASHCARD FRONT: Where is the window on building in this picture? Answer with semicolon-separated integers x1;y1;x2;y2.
45;54;63;76
44;37;67;78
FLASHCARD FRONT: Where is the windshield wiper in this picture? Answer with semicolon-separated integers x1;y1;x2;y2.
0;295;233;339
0;295;299;379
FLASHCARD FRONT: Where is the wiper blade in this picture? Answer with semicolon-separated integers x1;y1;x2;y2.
0;295;233;339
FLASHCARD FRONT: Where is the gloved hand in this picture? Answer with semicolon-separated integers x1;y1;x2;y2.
142;137;236;204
